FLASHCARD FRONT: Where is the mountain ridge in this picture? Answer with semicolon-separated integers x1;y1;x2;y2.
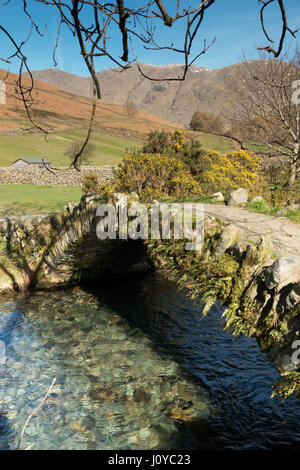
26;62;252;126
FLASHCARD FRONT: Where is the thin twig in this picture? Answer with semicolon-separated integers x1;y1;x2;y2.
17;377;57;450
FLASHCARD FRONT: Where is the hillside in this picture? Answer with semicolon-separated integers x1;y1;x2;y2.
0;68;183;140
28;62;248;126
0;68;236;166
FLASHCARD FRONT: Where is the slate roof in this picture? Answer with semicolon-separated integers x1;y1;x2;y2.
12;157;52;164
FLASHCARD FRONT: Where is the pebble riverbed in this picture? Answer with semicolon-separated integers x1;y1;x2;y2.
0;283;210;450
1;274;300;450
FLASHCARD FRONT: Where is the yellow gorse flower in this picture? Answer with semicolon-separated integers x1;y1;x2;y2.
99;149;202;202
201;149;262;193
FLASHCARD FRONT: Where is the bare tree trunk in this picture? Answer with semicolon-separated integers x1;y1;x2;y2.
287;161;297;188
287;144;300;188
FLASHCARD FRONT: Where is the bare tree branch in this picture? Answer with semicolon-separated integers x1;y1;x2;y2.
224;49;300;187
0;0;297;166
258;0;298;57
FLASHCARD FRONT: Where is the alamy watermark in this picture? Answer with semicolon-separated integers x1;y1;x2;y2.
0;340;6;364
292;80;300;105
96;194;204;251
0;80;6;105
291;340;300;365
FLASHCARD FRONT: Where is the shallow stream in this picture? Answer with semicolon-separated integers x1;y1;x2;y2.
0;274;300;450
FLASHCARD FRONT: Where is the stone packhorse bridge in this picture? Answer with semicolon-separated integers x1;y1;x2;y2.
1;193;300;397
0;194;150;292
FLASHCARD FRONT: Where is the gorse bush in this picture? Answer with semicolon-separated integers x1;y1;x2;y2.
84;129;204;202
81;173;99;193
265;163;290;186
82;130;263;202
142;129;205;176
142;129;186;154
199;149;263;195
142;130;170;154
178;138;206;177
265;188;295;207
169;129;185;153
142;130;262;196
102;152;202;202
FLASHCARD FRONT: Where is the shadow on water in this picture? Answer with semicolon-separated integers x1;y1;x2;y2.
83;272;300;450
83;273;210;387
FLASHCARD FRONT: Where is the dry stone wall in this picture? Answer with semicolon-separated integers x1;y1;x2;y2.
0;166;114;186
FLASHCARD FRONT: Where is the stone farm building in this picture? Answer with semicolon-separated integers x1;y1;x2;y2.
12;158;52;169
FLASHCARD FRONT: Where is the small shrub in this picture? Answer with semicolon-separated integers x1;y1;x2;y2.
265;188;295;207
247;199;273;214
66;140;95;167
82;173;100;193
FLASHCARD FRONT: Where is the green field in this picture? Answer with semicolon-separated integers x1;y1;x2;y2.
192;131;237;153
0;129;142;167
0;128;240;168
0;184;83;216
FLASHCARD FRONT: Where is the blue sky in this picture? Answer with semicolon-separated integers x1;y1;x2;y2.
1;0;299;76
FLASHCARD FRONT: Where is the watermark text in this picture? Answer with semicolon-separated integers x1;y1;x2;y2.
96;195;204;251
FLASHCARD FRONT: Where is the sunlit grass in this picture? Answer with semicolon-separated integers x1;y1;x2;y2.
0;184;82;216
0;130;142;167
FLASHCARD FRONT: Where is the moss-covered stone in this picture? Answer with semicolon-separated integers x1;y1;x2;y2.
146;223;300;399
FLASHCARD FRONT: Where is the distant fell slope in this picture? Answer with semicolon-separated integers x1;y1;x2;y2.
27;68;90;98
0;68;183;140
29;62;249;126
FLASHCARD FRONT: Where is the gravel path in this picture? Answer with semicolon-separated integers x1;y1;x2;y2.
204;204;300;257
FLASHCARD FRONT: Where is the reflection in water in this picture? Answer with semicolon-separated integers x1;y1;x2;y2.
0;273;300;449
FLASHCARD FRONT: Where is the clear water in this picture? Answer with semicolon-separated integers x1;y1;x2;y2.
1;273;300;450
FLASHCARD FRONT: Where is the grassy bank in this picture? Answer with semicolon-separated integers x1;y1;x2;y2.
0;184;82;216
246;199;300;223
